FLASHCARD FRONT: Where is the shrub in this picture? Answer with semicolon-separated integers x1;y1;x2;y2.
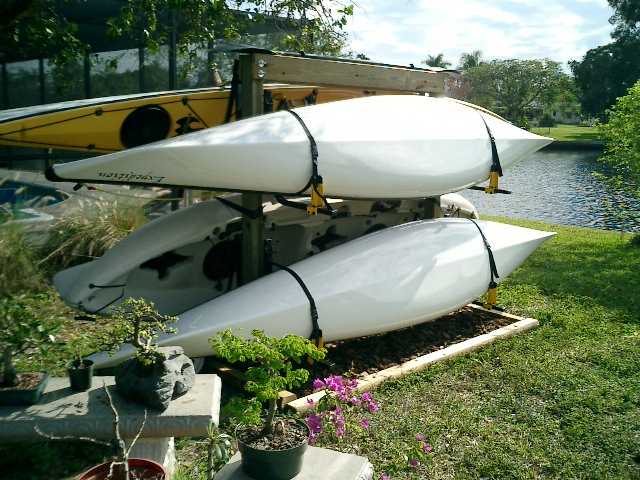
39;200;147;275
0;223;46;295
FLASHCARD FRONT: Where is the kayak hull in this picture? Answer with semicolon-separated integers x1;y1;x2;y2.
46;96;552;198
87;218;554;368
53;193;477;316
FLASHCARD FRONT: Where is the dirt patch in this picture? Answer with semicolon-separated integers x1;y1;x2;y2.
298;305;515;393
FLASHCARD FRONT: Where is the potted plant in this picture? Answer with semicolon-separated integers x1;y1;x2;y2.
103;297;195;411
37;383;168;480
0;295;57;404
65;333;94;391
210;329;326;480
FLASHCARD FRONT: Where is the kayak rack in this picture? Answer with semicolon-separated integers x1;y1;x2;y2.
235;52;455;284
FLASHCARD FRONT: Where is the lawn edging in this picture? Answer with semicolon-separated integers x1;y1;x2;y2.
285;305;539;414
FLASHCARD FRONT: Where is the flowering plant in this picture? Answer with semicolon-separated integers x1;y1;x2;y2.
305;374;434;479
304;375;379;449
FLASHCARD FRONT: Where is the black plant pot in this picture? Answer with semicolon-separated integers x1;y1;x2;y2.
236;419;310;480
66;359;94;391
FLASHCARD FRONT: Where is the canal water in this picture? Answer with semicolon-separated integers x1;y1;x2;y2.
463;149;640;234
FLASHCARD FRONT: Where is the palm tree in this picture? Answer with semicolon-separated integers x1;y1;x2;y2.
422;53;452;68
458;50;484;70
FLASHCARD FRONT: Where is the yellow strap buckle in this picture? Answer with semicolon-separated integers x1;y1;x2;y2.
483;286;498;310
484;171;500;194
308;337;324;365
307;182;325;216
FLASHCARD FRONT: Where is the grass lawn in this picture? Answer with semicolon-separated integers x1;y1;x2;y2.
530;124;601;143
359;219;640;479
1;218;638;479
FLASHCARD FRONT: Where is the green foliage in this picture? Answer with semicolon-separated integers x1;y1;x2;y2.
0;0;88;67
422;53;451;68
607;0;640;37
569;35;640;120
211;329;325;433
465;58;575;121
458;50;484;70
104;297;178;367
0;222;46;295
2;0;354;80
0;295;58;386
39;200;146;276
538;112;557;129
597;79;640;236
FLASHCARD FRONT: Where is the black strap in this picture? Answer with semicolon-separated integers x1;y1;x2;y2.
274;195;345;218
469;219;500;284
468;185;511;194
287;110;318;192
286;110;337;215
479;114;503;177
273;262;322;342
223;60;240;124
215;196;262;220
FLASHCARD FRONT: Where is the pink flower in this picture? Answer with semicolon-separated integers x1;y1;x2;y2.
360;418;371;428
325;375;343;391
312;379;325;389
381;477;389;480
308;433;316;445
349;396;361;405
410;459;420;467
422;443;432;452
417;434;424;441
368;401;379;412
306;414;323;433
361;392;373;402
307;398;314;405
336;426;345;437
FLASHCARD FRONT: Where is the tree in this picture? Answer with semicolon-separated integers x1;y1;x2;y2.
597;79;640;239
422;53;452;69
0;0;88;69
0;1;355;75
607;0;640;37
569;35;640;120
458;50;484;70
464;59;574;123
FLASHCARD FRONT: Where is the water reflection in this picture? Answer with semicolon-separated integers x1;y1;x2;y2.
463;149;640;233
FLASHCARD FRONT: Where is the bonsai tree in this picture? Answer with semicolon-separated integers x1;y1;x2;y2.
67;333;92;365
0;296;57;387
210;329;326;436
104;297;177;367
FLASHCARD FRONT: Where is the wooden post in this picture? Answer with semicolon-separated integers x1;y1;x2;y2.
424;196;442;219
239;54;264;285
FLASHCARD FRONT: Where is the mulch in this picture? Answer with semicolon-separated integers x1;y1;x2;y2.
311;305;515;381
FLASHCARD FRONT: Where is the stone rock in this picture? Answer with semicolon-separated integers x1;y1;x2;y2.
115;346;196;411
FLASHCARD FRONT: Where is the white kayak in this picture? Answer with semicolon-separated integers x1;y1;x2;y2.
45;95;552;198
53;192;477;316
87;218;554;368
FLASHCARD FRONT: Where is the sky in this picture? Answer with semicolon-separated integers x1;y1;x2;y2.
345;0;616;69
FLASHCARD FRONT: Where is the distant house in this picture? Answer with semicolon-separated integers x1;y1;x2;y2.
551;106;595;126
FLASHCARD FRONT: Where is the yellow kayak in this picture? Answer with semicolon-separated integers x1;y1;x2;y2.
0;85;391;153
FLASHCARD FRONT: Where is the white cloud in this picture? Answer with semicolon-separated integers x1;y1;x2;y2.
346;0;614;67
